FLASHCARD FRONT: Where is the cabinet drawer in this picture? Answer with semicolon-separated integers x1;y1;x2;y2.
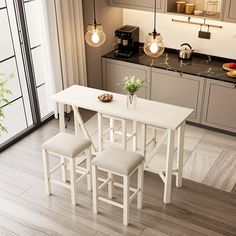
202;79;236;132
151;68;205;123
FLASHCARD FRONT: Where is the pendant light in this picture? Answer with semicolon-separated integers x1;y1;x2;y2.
143;0;164;57
85;0;106;47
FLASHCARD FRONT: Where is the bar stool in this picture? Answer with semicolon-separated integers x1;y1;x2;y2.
92;148;144;226
41;132;92;205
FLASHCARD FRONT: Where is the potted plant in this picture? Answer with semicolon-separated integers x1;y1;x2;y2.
123;75;144;109
0;73;12;134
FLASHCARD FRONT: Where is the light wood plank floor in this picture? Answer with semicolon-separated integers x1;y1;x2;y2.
0;109;235;236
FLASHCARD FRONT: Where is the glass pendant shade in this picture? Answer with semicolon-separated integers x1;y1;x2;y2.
85;22;106;47
143;32;165;58
143;0;164;58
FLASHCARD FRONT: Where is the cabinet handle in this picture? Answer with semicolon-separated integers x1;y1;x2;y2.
233;84;236;88
179;73;182;77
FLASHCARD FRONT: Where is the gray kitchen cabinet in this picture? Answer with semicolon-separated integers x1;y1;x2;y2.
151;68;205;123
109;0;165;13
102;58;150;99
223;0;236;23
202;79;236;133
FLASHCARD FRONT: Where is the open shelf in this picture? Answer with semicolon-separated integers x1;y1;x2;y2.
167;0;223;20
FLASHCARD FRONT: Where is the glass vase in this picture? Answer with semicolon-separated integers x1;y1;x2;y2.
127;93;137;109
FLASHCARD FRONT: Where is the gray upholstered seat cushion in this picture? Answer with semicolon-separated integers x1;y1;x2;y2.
92;148;144;175
41;133;91;158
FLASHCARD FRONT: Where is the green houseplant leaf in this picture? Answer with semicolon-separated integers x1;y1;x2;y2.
0;73;13;135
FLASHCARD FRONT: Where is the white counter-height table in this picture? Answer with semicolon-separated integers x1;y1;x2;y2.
52;85;193;204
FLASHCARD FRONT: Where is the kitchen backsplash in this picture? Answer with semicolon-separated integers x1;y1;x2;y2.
123;9;236;59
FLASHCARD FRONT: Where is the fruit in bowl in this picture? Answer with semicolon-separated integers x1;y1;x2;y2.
228;63;236;69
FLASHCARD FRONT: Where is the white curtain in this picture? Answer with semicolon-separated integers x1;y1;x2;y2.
55;0;87;88
41;0;87;115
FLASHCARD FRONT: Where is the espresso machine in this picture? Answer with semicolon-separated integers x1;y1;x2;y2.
114;25;139;58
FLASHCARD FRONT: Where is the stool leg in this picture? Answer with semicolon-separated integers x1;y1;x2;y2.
108;172;113;199
137;163;144;209
70;158;77;205
92;165;98;214
123;175;130;226
42;149;51;195
61;157;67;183
132;121;137;152
86;147;92;191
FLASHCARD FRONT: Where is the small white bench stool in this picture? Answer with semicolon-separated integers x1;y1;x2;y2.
41;132;92;205
92;148;144;226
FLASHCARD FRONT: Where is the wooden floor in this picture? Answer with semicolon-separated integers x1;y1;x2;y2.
0;110;235;236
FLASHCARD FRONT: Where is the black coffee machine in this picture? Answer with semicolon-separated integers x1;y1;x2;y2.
114;25;139;58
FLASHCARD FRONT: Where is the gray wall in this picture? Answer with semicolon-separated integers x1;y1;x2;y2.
82;0;123;89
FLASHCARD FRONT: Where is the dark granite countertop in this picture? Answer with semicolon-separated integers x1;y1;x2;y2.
102;48;236;84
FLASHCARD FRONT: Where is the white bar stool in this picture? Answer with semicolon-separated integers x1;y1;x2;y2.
41;132;92;205
92;147;144;226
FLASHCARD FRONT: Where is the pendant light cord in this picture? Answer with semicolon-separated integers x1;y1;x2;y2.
93;0;97;24
153;0;157;37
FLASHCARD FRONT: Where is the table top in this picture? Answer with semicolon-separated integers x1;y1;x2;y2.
52;85;193;130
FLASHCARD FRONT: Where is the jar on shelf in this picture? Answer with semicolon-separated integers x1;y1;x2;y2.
206;0;218;15
195;0;204;11
185;3;195;14
176;1;186;13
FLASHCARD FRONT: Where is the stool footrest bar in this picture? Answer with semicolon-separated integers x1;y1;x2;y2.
98;196;123;209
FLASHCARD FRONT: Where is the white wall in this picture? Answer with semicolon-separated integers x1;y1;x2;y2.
123;9;236;59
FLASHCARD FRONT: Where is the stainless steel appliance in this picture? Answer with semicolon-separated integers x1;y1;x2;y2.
179;43;194;60
115;25;139;58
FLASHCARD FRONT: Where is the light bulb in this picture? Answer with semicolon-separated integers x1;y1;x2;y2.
150;42;158;53
92;32;100;44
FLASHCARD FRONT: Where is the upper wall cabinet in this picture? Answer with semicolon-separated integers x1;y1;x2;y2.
109;0;165;13
223;0;236;23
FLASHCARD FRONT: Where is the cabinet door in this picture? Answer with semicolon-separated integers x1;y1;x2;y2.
151;68;204;123
223;0;236;23
102;58;150;99
109;0;165;13
202;79;236;133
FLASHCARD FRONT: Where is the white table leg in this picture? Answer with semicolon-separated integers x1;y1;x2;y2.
110;118;114;143
176;122;185;188
121;119;127;150
132;121;137;152
59;103;65;132
98;112;103;153
164;129;175;204
59;103;67;182
141;124;147;157
74;107;80;136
